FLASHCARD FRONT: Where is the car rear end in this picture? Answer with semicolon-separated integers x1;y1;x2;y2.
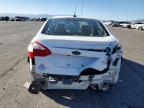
27;17;122;92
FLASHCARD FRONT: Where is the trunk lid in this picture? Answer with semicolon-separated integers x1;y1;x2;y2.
34;34;115;75
38;34;114;50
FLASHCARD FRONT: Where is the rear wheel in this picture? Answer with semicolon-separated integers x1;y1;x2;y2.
28;81;40;94
138;26;143;30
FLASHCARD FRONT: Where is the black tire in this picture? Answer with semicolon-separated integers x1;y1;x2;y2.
138;26;143;30
28;81;40;94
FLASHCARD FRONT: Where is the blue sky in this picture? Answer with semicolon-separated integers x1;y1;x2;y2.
0;0;144;20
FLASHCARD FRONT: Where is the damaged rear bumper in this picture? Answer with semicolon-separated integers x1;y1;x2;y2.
28;45;122;90
30;65;120;90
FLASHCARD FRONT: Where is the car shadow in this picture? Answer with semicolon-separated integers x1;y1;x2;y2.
41;58;144;108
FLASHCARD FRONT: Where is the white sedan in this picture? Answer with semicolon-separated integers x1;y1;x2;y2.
131;22;144;30
27;16;122;93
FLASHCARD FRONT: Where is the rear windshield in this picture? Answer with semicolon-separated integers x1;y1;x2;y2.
42;18;110;37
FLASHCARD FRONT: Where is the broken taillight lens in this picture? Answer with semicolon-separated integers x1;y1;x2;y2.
28;41;51;59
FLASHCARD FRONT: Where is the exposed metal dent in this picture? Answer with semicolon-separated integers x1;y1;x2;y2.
85;56;109;71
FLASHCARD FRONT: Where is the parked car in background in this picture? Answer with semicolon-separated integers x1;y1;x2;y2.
10;18;15;21
103;21;113;26
0;16;10;21
111;22;121;27
30;18;41;21
119;22;131;28
131;22;144;30
27;16;122;94
15;16;30;21
41;18;47;22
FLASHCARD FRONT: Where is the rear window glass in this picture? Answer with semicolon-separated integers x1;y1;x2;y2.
42;18;110;37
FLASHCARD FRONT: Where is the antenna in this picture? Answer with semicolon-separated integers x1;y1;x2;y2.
73;2;77;17
81;0;83;16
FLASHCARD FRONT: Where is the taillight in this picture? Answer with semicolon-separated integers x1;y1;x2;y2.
28;41;51;59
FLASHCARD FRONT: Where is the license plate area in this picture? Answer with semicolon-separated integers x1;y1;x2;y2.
43;73;80;84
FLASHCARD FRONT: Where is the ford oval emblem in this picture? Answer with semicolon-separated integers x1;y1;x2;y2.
72;51;81;55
